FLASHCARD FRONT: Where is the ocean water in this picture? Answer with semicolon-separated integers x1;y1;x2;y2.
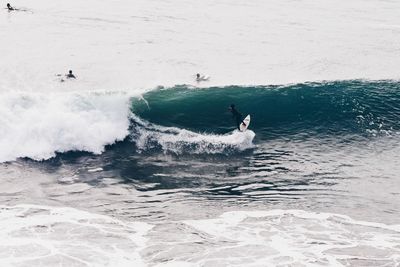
2;0;400;266
1;81;400;266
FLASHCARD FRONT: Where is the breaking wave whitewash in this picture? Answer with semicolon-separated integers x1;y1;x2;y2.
0;91;131;162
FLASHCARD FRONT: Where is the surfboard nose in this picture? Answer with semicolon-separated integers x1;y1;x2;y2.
240;115;251;132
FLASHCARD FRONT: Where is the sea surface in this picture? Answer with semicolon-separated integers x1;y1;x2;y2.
1;0;400;266
1;81;400;266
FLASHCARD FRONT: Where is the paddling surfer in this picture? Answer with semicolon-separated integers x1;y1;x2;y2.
66;70;76;79
195;73;209;82
7;3;14;10
58;70;76;82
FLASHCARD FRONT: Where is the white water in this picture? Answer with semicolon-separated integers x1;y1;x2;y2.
179;210;400;266
0;204;153;266
0;90;255;162
2;205;399;266
131;114;256;154
0;91;131;162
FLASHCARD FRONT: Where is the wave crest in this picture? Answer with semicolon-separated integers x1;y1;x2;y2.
0;91;131;162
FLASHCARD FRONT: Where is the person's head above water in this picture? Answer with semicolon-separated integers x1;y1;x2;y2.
65;70;76;79
7;3;12;9
230;104;235;109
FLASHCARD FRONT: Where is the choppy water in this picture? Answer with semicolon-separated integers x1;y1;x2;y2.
1;80;400;266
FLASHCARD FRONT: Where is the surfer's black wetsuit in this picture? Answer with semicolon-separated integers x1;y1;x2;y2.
230;105;243;130
66;70;76;79
7;3;14;10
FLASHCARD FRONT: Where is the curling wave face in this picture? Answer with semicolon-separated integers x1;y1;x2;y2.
132;80;400;139
1;80;400;162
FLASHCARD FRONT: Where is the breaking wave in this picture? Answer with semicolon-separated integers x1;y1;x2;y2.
2;80;400;162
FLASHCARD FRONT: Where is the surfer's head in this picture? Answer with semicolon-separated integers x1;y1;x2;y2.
7;3;11;8
69;70;73;74
230;104;235;109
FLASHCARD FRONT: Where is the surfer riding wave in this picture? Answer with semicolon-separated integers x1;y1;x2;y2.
229;104;246;131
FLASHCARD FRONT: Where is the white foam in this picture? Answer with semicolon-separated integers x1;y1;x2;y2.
0;89;255;162
87;167;103;173
172;210;400;266
131;115;255;154
1;205;399;266
0;91;132;162
0;204;153;266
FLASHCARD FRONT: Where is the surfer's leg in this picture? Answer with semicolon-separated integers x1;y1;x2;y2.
236;118;242;129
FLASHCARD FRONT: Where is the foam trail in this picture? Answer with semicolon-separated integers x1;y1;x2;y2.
0;91;132;162
130;115;255;154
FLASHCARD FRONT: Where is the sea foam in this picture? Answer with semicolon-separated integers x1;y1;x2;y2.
159;210;400;266
0;204;152;266
0;91;131;162
130;114;256;154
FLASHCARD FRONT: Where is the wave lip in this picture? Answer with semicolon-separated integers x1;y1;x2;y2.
0;91;131;163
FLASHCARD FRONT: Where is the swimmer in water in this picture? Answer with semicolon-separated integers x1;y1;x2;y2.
7;3;14;11
66;70;76;79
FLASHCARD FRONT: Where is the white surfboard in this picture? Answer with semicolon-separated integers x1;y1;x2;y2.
196;74;210;82
239;115;251;132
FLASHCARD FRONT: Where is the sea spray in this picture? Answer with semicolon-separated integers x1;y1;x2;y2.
0;91;131;162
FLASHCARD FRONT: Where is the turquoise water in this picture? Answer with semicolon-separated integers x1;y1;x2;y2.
132;80;400;140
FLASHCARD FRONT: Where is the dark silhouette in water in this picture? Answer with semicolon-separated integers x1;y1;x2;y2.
229;104;245;130
6;3;32;12
66;70;76;79
58;70;77;82
7;3;15;11
195;73;209;82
